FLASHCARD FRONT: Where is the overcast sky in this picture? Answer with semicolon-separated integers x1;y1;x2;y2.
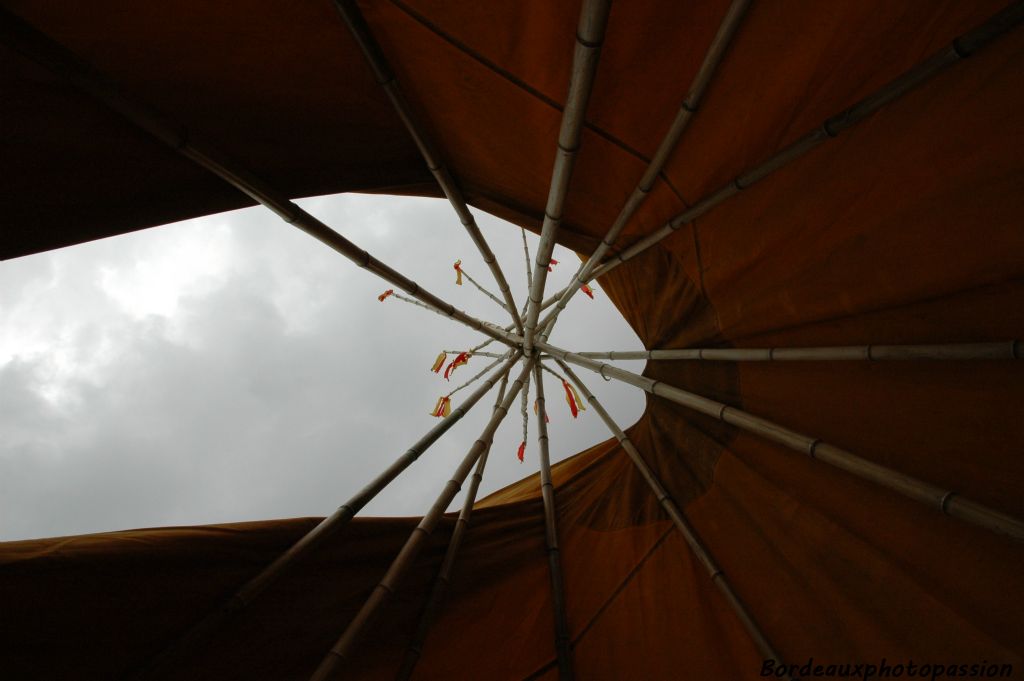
0;194;647;542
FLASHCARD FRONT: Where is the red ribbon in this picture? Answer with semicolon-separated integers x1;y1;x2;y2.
444;351;470;380
562;380;579;418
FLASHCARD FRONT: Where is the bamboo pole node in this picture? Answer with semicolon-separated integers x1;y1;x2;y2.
940;491;958;514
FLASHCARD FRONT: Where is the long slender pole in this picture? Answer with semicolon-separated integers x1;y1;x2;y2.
554;360;791;678
0;9;517;350
390;291;457;322
520;228;536;320
537;340;1024;542
575;341;1022;362
460;267;510;314
538;0;751;336
522;228;535;292
442;350;508;359
133;354;522;678
333;0;524;335
533;364;575;679
581;2;1024;285
522;0;612;355
395;373;510;681
309;358;538;681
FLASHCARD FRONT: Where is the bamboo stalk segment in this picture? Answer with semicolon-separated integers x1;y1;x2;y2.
333;0;524;335
537;341;1024;542
442;350;508;360
521;361;533;457
0;9;521;352
133;354;521;678
460;265;510;313
553;360;790;677
533;364;575;679
580;2;1024;283
523;0;612;355
309;358;538;681
390;290;454;321
576;341;1021;362
521;228;536;321
522;228;535;292
396;373;511;681
538;0;751;336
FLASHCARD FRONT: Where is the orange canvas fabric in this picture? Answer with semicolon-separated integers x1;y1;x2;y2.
1;1;1023;679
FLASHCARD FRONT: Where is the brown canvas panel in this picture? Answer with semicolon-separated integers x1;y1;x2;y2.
1;1;1022;679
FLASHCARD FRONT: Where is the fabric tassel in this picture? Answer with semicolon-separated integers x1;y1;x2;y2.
517;441;526;462
562;379;586;418
453;259;463;286
534;399;550;423
444;351;470;380
430;352;446;373
547;258;559;272
377;289;394;302
430;396;451;418
581;284;595;299
567;381;586;413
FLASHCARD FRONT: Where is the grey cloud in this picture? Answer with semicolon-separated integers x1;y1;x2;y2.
0;194;646;541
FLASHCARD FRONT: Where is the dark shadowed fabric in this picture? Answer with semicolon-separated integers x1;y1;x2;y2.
1;1;1023;679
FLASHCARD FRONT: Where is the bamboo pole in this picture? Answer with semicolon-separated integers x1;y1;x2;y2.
0;9;517;351
538;0;751;336
459;265;509;313
523;0;612;355
309;358;538;681
533;364;575;679
390;291;455;322
333;0;524;335
575;341;1022;362
442;350;508;360
554;360;790;677
522;228;535;292
536;340;1024;542
133;353;521;678
521;228;535;321
579;2;1024;284
520;361;532;458
395;373;510;681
